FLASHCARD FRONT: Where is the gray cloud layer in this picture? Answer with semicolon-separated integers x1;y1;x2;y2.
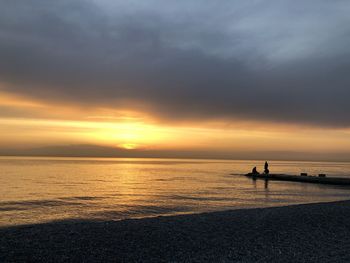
1;0;350;126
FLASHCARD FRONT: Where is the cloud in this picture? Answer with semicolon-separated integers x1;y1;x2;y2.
1;0;350;126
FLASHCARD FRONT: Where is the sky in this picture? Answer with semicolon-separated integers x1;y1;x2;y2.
1;0;350;160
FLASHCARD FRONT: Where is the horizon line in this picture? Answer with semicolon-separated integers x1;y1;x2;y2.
1;154;349;163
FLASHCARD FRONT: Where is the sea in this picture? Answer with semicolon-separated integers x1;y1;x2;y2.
1;156;350;227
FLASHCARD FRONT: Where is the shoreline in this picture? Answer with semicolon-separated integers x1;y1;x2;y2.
2;200;350;262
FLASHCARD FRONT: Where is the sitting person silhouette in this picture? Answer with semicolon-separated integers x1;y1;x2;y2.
252;166;259;175
264;161;269;174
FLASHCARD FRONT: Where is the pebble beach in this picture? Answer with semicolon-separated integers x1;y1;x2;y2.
1;200;350;262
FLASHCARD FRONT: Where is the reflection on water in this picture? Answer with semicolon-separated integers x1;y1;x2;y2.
1;157;350;226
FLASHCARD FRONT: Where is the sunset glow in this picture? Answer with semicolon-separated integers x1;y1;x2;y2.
1;91;350;160
2;1;350;261
1;0;350;161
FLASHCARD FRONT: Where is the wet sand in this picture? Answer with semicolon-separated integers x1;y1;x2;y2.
1;200;350;262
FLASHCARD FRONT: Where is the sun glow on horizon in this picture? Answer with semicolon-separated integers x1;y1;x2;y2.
1;91;350;159
0;117;175;148
120;143;139;150
1;115;350;156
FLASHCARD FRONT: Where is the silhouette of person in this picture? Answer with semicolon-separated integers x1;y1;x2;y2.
264;161;269;174
252;166;259;175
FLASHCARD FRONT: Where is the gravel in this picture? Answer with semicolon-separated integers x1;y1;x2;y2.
1;200;350;262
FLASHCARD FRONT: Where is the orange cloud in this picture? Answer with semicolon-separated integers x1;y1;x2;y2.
1;90;350;159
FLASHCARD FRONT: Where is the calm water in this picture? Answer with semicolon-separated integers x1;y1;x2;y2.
1;157;350;227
